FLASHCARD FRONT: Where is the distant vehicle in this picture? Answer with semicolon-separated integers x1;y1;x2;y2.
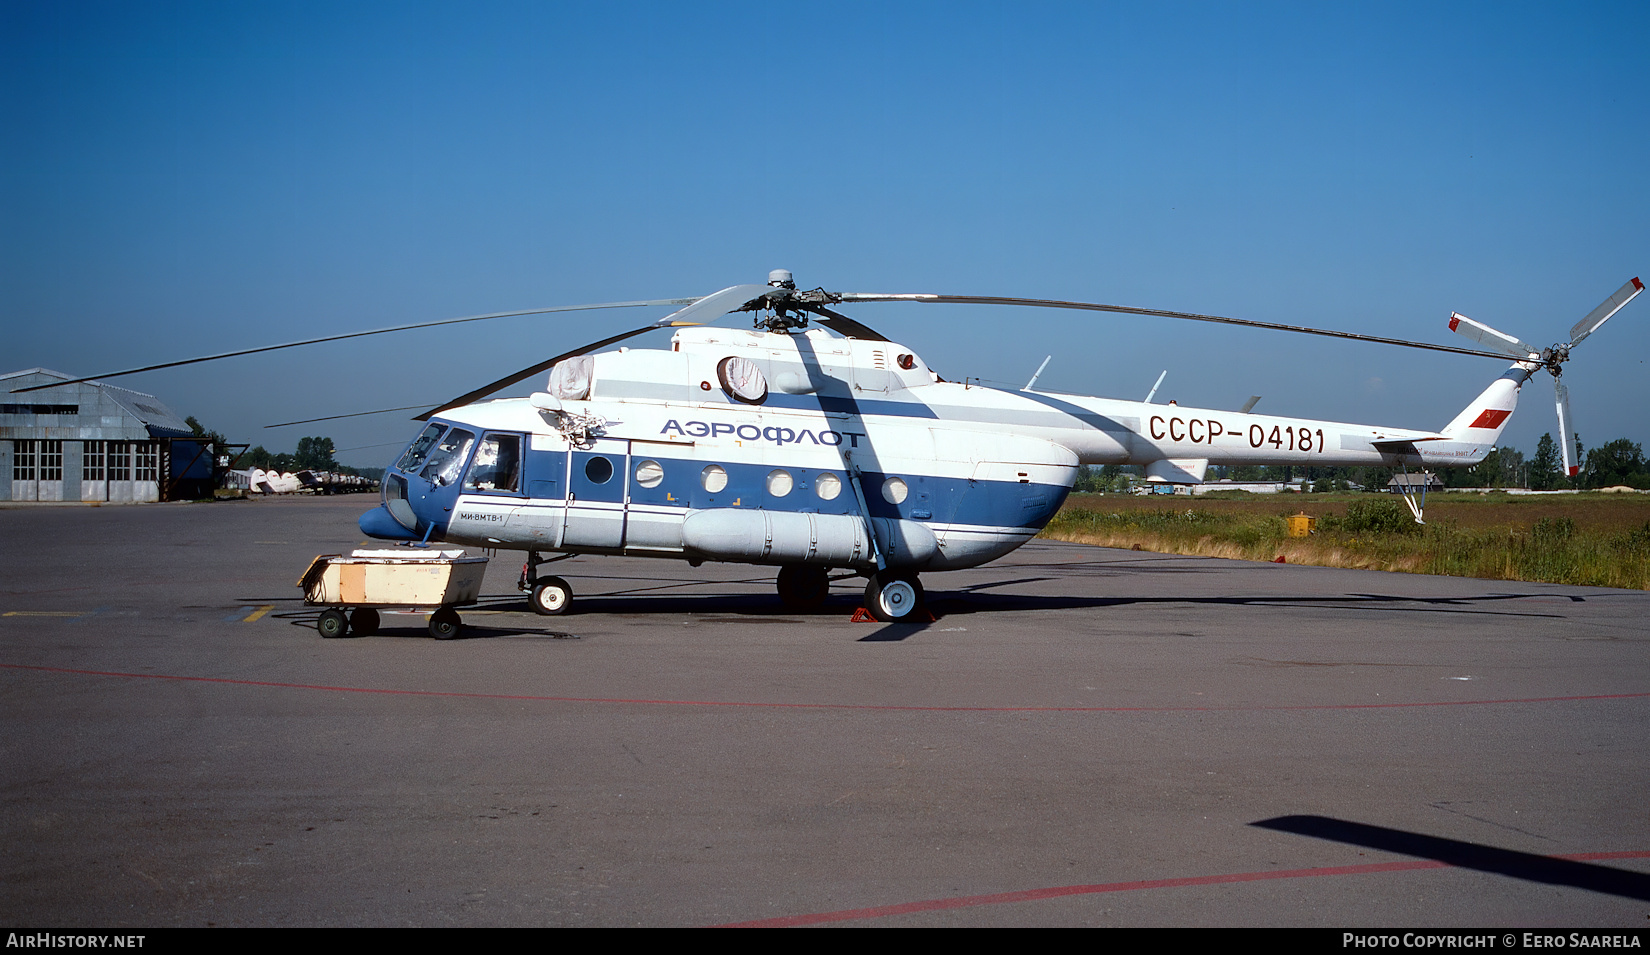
239;468;375;495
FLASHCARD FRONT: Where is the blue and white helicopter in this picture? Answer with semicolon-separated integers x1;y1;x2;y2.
22;270;1640;621
351;270;1641;620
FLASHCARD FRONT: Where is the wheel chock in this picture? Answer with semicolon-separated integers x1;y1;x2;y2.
850;607;940;623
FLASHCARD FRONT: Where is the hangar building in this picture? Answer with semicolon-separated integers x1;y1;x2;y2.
1;369;215;502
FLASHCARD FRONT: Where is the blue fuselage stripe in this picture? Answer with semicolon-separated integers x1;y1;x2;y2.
389;441;1068;533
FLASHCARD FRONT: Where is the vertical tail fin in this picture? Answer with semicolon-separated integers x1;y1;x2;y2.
1439;361;1539;445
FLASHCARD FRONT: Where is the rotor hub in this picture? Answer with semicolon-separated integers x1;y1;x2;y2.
1540;343;1571;376
747;272;849;332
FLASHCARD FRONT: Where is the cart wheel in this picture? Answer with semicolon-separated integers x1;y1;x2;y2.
349;608;379;637
530;576;572;616
429;607;462;640
317;609;349;639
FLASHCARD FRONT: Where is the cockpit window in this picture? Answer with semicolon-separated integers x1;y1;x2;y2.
464;433;521;493
396;424;447;472
419;428;476;487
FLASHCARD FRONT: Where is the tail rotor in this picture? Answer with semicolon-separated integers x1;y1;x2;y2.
1447;277;1643;478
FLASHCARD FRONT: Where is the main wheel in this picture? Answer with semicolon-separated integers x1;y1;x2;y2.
863;573;925;622
349;608;379;636
317;608;349;638
530;576;572;616
428;607;462;640
776;565;830;611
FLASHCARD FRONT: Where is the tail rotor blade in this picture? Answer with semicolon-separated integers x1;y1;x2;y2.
1569;277;1644;347
1554;378;1578;477
1446;311;1539;359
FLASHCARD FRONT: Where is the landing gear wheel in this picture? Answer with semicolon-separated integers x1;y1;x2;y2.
776;565;830;611
317;609;349;638
530;576;572;616
428;607;462;640
349;608;379;636
864;573;925;622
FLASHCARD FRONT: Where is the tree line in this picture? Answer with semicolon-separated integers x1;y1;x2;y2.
186;418;383;481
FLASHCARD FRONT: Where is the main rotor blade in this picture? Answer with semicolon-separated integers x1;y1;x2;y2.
416;323;662;421
655;284;773;325
9;298;698;394
414;284;776;420
1446;311;1539;359
1569;277;1643;347
265;405;432;428
1554;378;1577;477
834;293;1518;361
803;303;891;342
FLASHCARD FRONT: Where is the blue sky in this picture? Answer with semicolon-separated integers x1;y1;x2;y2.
5;1;1647;468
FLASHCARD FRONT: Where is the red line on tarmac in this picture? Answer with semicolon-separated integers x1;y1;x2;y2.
714;851;1650;927
2;663;1648;713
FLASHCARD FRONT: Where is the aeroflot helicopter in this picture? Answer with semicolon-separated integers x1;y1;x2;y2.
20;270;1641;621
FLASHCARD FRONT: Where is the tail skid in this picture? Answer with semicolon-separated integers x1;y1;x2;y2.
1376;361;1538;525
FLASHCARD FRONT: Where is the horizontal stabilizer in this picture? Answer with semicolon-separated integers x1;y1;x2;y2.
1145;458;1209;484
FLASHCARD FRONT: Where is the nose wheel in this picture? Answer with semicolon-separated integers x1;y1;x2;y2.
522;552;574;615
863;572;925;622
530;576;573;615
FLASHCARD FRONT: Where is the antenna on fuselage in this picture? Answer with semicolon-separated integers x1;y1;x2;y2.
1022;355;1052;391
1144;370;1168;403
1240;395;1262;414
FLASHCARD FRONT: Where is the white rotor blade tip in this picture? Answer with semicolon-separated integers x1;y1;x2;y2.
1568;277;1645;346
1447;311;1538;359
1554;379;1578;476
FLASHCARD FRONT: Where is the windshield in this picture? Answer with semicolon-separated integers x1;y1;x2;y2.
396;424;447;472
419;428;476;487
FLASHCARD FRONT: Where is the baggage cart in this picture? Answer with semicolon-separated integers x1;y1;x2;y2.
298;549;490;639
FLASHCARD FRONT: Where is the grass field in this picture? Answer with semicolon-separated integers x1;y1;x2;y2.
1039;491;1650;590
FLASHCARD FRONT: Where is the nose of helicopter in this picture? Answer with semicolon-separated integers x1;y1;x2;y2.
359;503;422;541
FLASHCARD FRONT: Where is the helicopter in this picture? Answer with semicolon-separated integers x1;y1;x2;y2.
20;270;1641;621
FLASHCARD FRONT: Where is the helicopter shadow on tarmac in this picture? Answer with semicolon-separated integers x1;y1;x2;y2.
1252;815;1650;903
251;576;1584;644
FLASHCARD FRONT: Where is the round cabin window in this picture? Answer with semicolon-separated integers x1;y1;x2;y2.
635;460;664;488
585;456;614;484
815;473;842;501
882;476;909;504
767;469;793;497
701;465;729;493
